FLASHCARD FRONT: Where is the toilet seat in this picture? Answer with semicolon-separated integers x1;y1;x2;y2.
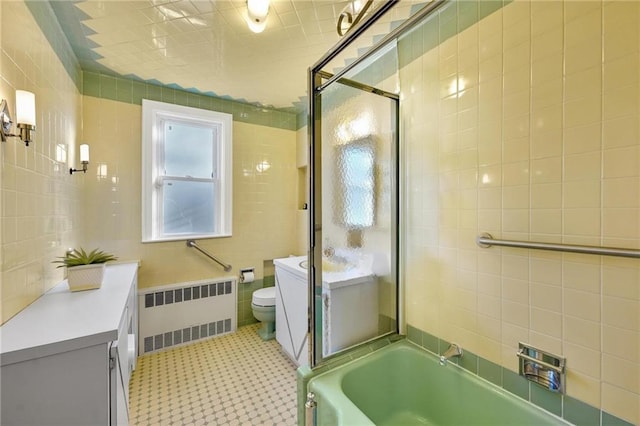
252;287;276;307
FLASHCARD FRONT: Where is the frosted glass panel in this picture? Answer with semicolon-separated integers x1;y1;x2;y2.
163;179;216;235
164;121;216;178
334;140;375;228
316;78;397;359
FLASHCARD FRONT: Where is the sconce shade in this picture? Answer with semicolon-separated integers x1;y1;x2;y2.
15;90;36;126
70;143;90;174
80;144;90;163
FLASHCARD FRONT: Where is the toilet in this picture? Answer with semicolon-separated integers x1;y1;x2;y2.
251;287;276;341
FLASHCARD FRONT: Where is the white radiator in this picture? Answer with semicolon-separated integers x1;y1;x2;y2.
138;277;237;355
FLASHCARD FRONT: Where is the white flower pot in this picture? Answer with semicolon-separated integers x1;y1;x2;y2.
67;263;106;292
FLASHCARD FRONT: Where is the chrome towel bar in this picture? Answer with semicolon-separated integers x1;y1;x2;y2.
186;240;232;272
477;233;640;259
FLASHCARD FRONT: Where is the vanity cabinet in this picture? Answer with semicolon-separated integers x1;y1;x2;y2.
0;262;138;426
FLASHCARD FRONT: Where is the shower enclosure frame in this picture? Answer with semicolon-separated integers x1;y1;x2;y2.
305;0;421;368
307;0;449;368
310;65;400;367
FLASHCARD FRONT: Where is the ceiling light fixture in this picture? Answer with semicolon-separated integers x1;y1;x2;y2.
246;0;269;33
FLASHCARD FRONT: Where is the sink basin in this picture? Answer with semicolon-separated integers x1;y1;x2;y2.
298;257;354;272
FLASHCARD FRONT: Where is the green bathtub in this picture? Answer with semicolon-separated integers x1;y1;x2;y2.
307;341;570;425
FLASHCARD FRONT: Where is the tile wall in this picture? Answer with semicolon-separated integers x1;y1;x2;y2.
0;1;83;323
81;94;299;290
400;1;639;423
1;0;303;325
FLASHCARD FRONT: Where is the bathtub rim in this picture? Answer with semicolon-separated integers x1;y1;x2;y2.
307;339;572;426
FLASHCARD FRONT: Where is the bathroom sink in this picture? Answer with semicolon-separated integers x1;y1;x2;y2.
298;257;354;272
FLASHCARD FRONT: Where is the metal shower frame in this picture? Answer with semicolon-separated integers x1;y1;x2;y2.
307;0;448;367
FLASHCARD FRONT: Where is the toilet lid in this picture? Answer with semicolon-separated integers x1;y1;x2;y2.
252;287;276;306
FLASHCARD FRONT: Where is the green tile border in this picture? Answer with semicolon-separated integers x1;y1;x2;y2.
502;368;529;401
564;395;601;426
406;323;422;344
405;323;632;426
458;349;478;374
81;71;296;131
478;357;503;386
531;384;562;417
602;412;635;426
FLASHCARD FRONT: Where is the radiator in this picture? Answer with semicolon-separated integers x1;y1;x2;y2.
138;277;237;354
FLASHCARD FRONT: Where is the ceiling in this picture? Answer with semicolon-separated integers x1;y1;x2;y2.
49;0;421;112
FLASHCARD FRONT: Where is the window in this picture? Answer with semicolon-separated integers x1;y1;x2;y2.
142;100;232;242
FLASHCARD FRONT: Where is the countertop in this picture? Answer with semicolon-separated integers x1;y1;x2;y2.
273;255;374;290
0;262;138;366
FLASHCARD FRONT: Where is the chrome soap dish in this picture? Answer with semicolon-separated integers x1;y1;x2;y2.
517;342;566;393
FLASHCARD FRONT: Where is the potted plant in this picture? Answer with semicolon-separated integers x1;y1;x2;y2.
54;248;118;292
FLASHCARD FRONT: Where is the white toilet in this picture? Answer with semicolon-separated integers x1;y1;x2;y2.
251;287;276;341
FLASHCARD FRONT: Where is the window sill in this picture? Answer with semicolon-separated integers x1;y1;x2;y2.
142;233;232;244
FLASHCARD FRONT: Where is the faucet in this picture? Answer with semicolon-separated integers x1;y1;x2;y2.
440;343;463;366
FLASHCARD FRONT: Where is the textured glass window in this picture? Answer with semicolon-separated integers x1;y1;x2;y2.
162;179;216;235
160;120;218;236
335;141;375;228
163;121;216;179
142;100;232;242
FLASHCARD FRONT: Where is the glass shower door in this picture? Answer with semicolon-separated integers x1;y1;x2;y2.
309;45;399;364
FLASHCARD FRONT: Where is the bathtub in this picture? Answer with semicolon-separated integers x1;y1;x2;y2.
307;340;569;425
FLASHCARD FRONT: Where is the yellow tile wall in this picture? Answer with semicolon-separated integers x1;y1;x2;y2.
402;1;640;423
0;1;299;321
296;126;309;257
0;2;83;324
81;96;298;289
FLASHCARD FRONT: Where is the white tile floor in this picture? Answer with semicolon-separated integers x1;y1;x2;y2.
129;324;298;425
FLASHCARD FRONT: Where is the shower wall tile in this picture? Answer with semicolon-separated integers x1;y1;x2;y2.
603;353;639;394
603;2;639;62
601;383;639;426
401;0;640;423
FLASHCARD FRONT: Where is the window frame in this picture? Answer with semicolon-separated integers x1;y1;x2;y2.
142;99;233;243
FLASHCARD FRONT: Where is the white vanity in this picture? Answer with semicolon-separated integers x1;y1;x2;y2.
274;255;378;366
0;262;138;426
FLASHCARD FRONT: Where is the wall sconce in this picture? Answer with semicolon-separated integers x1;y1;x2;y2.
70;144;90;174
0;90;36;146
246;0;269;33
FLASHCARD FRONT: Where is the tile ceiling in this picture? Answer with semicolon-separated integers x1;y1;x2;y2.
50;0;421;112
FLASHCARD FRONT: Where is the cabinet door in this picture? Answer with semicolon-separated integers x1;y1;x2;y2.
110;342;129;426
1;345;110;425
275;267;309;366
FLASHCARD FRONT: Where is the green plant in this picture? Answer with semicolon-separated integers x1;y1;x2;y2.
53;248;117;268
